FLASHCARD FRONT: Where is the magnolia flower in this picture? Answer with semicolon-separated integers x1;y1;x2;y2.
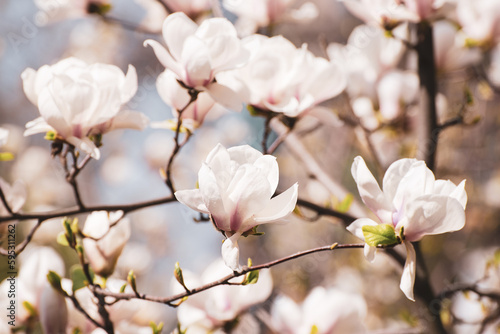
173;259;273;332
40;284;68;334
433;20;482;72
34;0;111;25
271;287;367;334
82;211;131;277
144;12;249;110
223;0;318;35
223;34;345;117
175;144;298;270
347;156;467;300
340;0;446;28
456;0;500;46
22;57;148;159
153;69;217;130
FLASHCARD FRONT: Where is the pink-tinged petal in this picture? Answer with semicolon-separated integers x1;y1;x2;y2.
40;284;68;334
24;117;54;136
102;111;149;133
382;158;419;202
204;143;232;184
434;179;467;209
65;136;100;159
121;65;138;104
351;156;393;223
403;195;466;242
400;240;416;301
346;217;379;241
225;164;274;231
206;82;244;111
364;244;377;262
221;232;242;271
174;189;209;214
209;35;249;72
143;39;184;78
198;163;230;231
156;70;191;111
253;183;298;224
227;145;263;166
163;12;198;62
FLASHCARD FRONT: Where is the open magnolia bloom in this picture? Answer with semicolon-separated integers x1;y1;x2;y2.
271;287;367;334
82;211;131;277
456;0;500;47
175;144;298;270
347;156;467;301
144;12;249;111
222;34;345;117
22;57;149;159
172;259;273;332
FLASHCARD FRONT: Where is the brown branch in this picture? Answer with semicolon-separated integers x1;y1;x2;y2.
296;198;356;225
0;185;13;215
95;243;368;305
165;90;198;193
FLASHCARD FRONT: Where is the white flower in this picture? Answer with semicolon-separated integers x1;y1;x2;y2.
175;143;298;270
223;0;318;35
172;259;273;332
154;69;216;130
225;34;345;117
347;156;467;300
40;284;68;334
144;12;249;110
22;57;148;159
271;287;367;334
162;0;212;19
456;0;500;46
82;211;131;277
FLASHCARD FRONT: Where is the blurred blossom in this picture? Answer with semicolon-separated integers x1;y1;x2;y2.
135;0;168;33
40;284;68;334
347;156;467;300
175;143;298;270
100;153;133;185
14;247;65;323
22;57;149;159
223;34;345;117
34;0;111;25
0;127;8;147
162;0;212;20
116;242;153;274
223;0;318;35
487;44;500;87
456;0;500;47
433;20;482;72
270;287;367;334
172;259;273;332
144;12;249;111
82;211;131;277
328;24;405;99
153;69;217;131
376;70;419;121
339;0;446;29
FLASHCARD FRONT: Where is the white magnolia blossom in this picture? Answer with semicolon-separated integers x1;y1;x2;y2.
339;0;446;28
22;57;148;159
433;20;482;72
34;0;110;25
175;143;298;270
347;156;467;300
154;69;217;130
456;0;500;46
223;0;318;35
144;12;249;111
224;34;345;117
271;287;367;334
82;211;131;277
173;259;273;332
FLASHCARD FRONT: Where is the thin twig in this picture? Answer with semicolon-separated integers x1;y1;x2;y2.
0;186;13;215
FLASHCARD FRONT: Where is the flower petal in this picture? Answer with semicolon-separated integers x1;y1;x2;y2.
351;156;393;223
103;110;150;133
346;217;379;241
253;183;298;224
221;232;242;271
121;65;138;104
174;189;209;214
206;82;244;111
434;179;467;209
403;194;466;241
198;162;229;231
163;12;198;62
65;136;100;159
400;240;416;301
24;117;54;136
143;39;184;78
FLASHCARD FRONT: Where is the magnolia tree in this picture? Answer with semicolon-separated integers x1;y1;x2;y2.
1;0;500;333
